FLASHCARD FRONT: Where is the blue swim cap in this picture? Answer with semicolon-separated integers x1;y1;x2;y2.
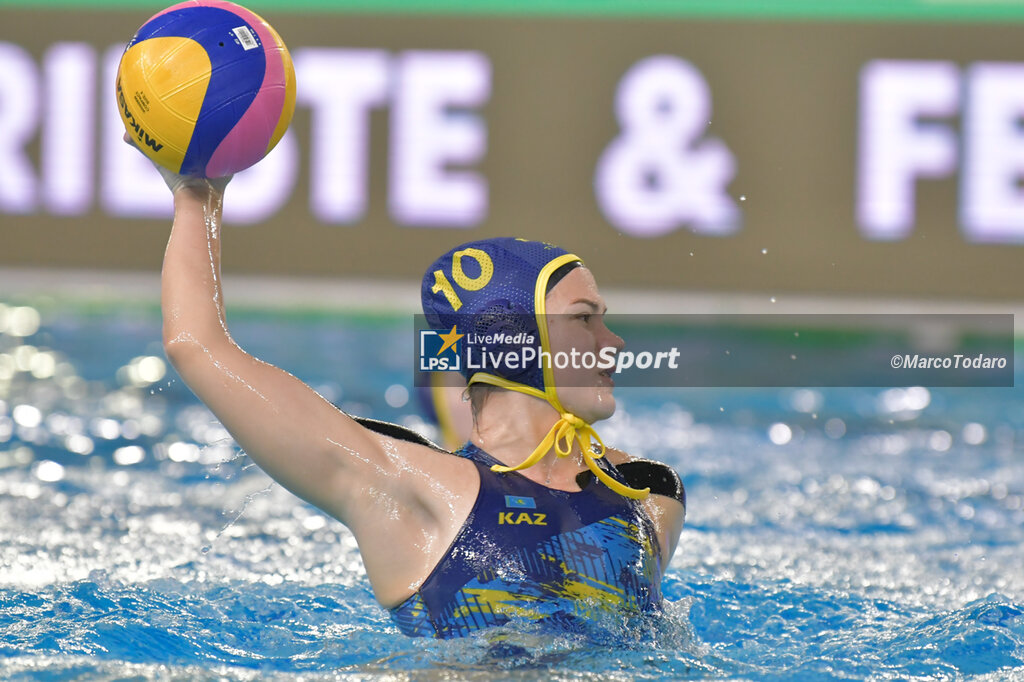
421;237;581;393
420;237;650;500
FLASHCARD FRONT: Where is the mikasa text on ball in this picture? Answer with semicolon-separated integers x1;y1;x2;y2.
116;0;296;178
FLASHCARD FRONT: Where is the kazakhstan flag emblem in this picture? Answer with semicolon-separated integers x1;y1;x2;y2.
504;495;536;509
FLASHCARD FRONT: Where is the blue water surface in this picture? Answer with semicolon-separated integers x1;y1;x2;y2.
1;302;1023;680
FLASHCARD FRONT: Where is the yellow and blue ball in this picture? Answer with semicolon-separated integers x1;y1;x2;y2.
116;0;296;178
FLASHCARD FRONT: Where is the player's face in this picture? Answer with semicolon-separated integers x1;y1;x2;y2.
544;266;625;424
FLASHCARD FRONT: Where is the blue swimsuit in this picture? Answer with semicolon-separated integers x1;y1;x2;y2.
389;443;664;638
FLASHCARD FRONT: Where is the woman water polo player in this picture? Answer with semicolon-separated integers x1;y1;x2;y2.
150;162;686;638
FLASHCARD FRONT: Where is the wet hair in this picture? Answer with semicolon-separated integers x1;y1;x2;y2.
545;260;583;294
468;383;498;423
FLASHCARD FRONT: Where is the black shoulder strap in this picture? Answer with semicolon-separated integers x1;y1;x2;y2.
351;415;449;453
576;459;686;510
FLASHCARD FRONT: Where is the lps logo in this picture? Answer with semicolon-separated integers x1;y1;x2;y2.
419;325;463;371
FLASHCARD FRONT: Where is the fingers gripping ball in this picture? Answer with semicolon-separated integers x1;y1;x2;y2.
116;0;296;178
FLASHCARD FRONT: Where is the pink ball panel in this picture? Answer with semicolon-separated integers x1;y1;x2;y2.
204;3;288;176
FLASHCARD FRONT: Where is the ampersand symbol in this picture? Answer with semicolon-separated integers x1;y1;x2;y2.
595;55;740;237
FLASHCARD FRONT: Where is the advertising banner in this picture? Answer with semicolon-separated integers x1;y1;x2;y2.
2;3;1023;299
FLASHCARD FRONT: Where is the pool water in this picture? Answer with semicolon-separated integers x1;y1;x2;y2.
1;302;1023;680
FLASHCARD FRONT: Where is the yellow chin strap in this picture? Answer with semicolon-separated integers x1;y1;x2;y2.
488;395;649;500
469;252;649;501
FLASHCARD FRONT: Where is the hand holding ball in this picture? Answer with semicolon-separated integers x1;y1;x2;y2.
116;0;296;179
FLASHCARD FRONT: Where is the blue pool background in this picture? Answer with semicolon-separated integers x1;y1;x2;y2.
1;300;1023;680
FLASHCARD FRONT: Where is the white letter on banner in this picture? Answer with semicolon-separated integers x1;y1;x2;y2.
42;42;96;215
961;63;1024;242
389;50;490;227
857;60;959;240
295;48;389;224
0;42;40;213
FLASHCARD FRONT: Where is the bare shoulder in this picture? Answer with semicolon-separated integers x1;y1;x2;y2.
347;417;479;515
337;417;480;540
373;430;478;487
604;446;636;465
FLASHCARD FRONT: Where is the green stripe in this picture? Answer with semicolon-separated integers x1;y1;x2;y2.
4;0;1024;23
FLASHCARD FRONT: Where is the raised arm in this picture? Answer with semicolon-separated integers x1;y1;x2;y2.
160;182;383;515
157;175;471;537
156;178;482;606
